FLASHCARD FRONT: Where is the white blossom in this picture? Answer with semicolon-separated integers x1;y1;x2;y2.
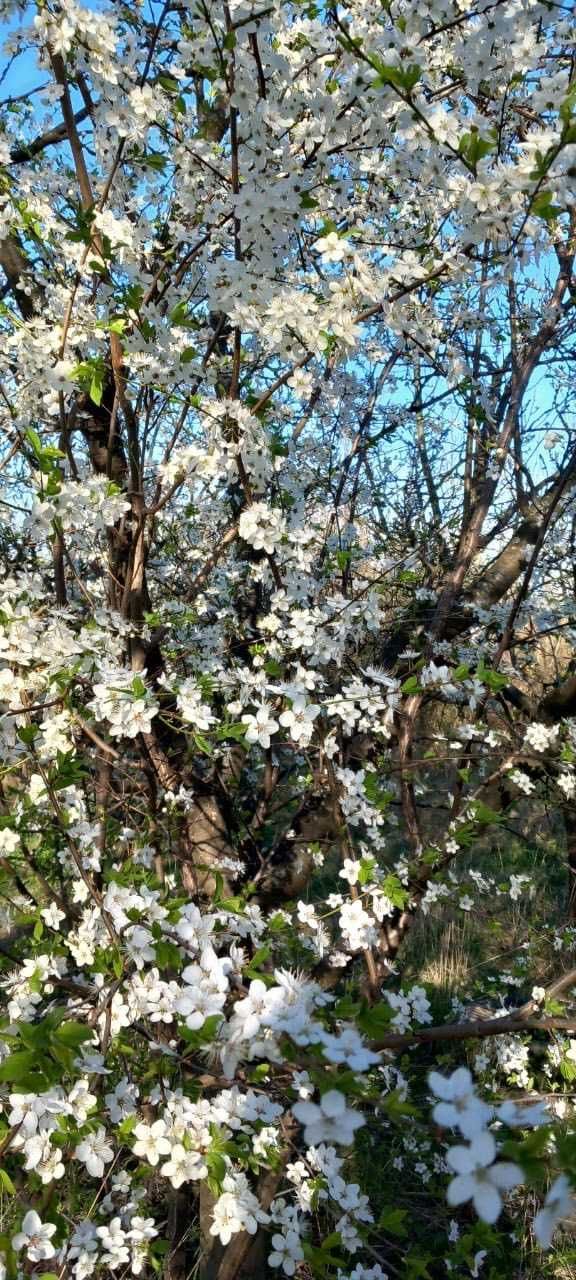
534;1175;576;1248
12;1211;57;1261
74;1127;115;1178
446;1133;522;1223
428;1069;493;1138
292;1090;365;1147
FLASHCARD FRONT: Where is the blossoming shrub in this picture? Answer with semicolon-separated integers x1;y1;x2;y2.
0;0;576;1276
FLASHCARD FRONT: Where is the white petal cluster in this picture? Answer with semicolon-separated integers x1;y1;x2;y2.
89;668;159;738
239;502;285;554
430;1068;553;1229
292;1090;365;1147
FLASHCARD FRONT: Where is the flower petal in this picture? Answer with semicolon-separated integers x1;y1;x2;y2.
451;1067;473;1098
433;1102;457;1128
489;1162;523;1192
470;1131;496;1167
292;1102;319;1125
473;1183;502;1224
321;1091;346;1118
428;1071;452;1101
447;1173;474;1206
447;1144;474;1175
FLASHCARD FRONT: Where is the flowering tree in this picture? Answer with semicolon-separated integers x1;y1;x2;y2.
1;0;576;1276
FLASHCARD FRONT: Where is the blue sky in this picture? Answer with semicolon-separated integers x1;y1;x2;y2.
0;7;43;101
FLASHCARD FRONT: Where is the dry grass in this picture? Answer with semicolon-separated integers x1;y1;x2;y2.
418;917;473;993
549;1256;576;1280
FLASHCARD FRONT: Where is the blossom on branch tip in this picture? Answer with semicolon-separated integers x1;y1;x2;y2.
534;1175;576;1248
12;1211;57;1261
446;1132;522;1224
292;1090;365;1146
428;1068;493;1138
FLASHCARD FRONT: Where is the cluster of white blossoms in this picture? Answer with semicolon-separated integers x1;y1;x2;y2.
172;675;216;731
28;477;131;540
524;723;560;753
207;1119;376;1267
88;668;159;738
430;1068;576;1245
386;986;432;1034
0;949;378;1274
78;651;403;752
239;502;285;555
210;1171;271;1246
1;0;576;1275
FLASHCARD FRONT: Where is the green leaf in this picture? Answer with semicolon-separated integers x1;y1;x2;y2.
382;873;409;908
0;1050;39;1082
118;1114;138;1140
470;800;502;827
363;773;393;811
25;427;44;458
155;939;182;969
321;1232;342;1250
206;1148;226;1193
333;995;360;1019
215;723;247;742
531;189;564;223
19;1021;50;1051
220;895;248;914
245;950;276;983
401;675;422;694
268;911;289;933
53;1021;93;1048
247;1063;271;1084
476;662;508;692
180;1014;222;1051
24;429;66;474
358;1002;392;1037
560;82;576;125
158;74;180;93
404;1253;432;1279
303;1239;347;1271
370;59;421;94
458;129;497;169
378;1205;408;1236
140;152;167;171
383;1089;418;1123
70;357;107;407
170;301;196;327
49;1043;75;1073
123;283;144;310
0;1168;16;1195
358;856;376;886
